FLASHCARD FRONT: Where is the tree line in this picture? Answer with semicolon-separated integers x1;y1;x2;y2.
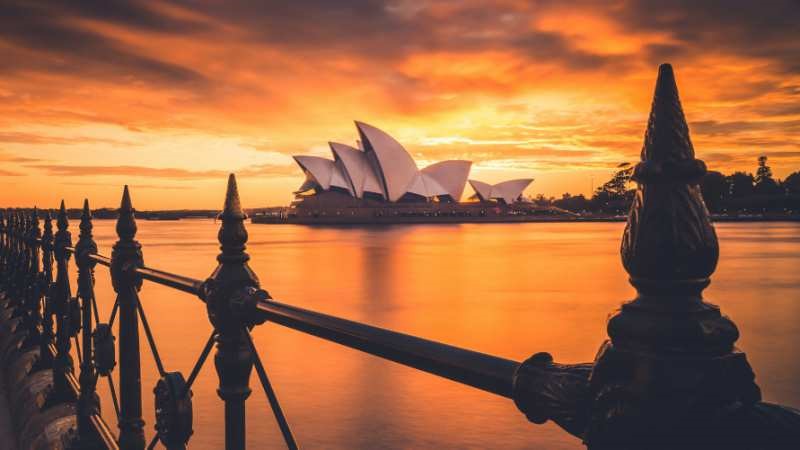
534;156;800;215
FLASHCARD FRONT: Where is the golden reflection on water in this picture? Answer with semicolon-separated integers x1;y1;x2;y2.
71;220;800;449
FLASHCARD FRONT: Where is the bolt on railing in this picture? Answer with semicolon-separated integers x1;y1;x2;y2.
1;64;799;450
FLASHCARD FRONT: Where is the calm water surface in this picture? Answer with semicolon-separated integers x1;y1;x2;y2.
76;220;800;449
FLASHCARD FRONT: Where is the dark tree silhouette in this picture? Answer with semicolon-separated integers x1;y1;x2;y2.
754;156;781;195
727;172;755;198
538;158;797;215
784;171;800;195
701;171;728;212
596;163;633;200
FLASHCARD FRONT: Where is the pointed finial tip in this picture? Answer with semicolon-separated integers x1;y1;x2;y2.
121;185;133;210
222;173;244;217
225;173;239;197
59;199;66;211
655;63;677;87
82;198;92;220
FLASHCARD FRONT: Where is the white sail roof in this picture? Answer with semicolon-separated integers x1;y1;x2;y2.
293;155;351;193
468;180;493;201
329;142;383;199
493;179;533;203
469;178;533;203
355;121;419;202
421;160;472;200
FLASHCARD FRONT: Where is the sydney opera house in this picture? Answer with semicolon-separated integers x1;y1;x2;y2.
252;121;573;224
292;121;532;205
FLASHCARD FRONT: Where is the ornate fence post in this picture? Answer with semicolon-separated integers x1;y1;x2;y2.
23;207;42;347
6;210;15;292
585;64;764;447
53;200;74;402
10;210;24;307
112;186;146;450
38;210;55;368
76;199;100;444
202;174;259;450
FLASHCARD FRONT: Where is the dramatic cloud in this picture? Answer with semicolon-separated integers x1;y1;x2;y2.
1;0;798;208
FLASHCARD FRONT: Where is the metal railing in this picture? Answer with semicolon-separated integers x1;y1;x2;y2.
1;64;799;449
0;176;533;450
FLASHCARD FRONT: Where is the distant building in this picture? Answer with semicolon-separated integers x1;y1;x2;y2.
292;121;533;205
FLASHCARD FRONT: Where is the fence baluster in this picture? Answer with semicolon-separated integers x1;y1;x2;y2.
38;210;55;368
10;210;22;312
112;186;146;450
53;200;74;402
25;207;42;349
204;174;259;450
76;199;100;444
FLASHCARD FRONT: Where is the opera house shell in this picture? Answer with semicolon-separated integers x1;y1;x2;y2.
292;121;532;205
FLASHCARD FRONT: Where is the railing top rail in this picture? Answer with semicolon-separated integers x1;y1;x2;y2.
134;265;202;295
64;246;201;294
255;298;520;397
61;244;519;398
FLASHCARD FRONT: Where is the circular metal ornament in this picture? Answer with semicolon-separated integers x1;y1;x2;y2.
154;372;193;448
92;323;115;376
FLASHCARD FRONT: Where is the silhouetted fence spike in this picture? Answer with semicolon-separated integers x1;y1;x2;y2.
111;185;146;449
585;63;774;446
53;199;74;402
204;172;262;450
75;197;101;446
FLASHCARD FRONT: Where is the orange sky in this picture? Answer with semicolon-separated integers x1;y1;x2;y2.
1;0;799;209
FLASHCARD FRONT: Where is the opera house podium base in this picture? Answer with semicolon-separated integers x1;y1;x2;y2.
252;191;578;225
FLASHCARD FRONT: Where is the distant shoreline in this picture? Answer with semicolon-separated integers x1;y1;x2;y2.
38;211;800;223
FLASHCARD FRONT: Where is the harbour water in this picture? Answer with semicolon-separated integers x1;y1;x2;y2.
76;220;800;449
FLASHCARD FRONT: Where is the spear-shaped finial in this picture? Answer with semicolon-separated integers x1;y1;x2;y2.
43;210;53;247
217;174;250;261
208;173;259;295
80;199;93;236
57;200;69;233
76;199;97;269
621;63;717;286
31;206;41;241
54;200;72;262
640;63;695;163
222;173;245;220
116;185;137;242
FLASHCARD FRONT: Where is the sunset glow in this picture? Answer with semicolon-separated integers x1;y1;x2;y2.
1;1;798;209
